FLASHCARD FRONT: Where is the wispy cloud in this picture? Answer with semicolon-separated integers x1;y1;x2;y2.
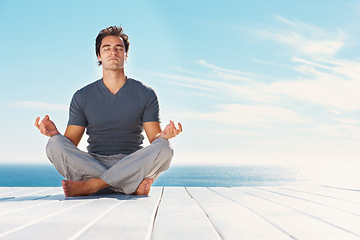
255;14;347;58
159;56;360;112
150;16;360;141
9;101;68;112
311;123;360;139
152;15;360;139
180;104;308;127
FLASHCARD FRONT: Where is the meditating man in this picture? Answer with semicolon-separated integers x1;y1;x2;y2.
35;26;182;197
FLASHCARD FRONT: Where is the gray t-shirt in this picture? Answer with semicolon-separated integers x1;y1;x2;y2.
68;78;160;155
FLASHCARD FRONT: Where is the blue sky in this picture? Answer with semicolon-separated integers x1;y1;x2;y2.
0;0;359;168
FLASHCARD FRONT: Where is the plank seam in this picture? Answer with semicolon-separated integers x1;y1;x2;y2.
279;186;360;205
0;190;64;216
0;198;99;238
321;185;360;193
0;196;61;216
209;187;297;240
185;187;224;240
67;198;129;240
0;188;29;196
238;187;360;238
0;197;15;201
256;187;360;217
0;188;51;199
147;186;164;240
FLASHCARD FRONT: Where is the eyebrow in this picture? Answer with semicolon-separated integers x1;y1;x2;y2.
101;44;124;48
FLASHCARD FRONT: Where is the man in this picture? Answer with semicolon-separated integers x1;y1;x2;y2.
35;26;182;197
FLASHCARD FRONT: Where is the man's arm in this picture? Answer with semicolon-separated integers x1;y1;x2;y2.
143;121;182;144
64;125;85;147
35;115;85;147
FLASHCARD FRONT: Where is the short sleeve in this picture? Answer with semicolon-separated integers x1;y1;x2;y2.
68;90;88;127
142;88;160;123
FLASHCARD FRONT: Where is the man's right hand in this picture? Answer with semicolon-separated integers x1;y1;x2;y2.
35;115;60;137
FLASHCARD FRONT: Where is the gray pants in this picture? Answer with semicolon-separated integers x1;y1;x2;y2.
46;135;173;194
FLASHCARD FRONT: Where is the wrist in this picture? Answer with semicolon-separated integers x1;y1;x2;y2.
150;133;161;143
159;131;169;140
49;130;61;137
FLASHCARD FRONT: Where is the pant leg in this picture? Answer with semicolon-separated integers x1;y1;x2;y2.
46;134;107;181
101;137;173;194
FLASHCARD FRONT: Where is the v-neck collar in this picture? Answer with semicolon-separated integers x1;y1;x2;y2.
99;78;130;98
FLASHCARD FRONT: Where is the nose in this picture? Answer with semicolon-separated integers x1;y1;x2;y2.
110;47;118;55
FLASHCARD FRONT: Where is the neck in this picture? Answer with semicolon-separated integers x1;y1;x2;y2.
102;69;126;95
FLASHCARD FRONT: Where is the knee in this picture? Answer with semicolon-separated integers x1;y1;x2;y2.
157;138;174;160
46;135;66;159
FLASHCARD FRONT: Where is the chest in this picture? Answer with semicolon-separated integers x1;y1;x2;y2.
84;93;145;129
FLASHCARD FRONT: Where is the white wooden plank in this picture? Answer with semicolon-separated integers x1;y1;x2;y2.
280;185;360;204
0;186;359;239
0;194;131;240
0;188;48;198
187;187;291;240
215;187;359;240
0;187;63;202
260;186;360;216
0;188;64;217
237;187;360;237
0;193;115;239
151;187;221;240
323;185;360;193
0;188;28;196
74;187;163;240
319;186;360;203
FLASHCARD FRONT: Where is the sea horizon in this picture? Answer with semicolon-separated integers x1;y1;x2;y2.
0;163;316;188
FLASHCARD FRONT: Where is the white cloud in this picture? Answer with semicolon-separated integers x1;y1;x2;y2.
154;15;360;148
255;15;346;58
331;117;359;125
162;16;360;113
9;101;68;112
179;104;308;127
198;59;254;79
199;128;261;136
268;76;360;111
311;124;360;139
154;57;360;138
162;56;360;113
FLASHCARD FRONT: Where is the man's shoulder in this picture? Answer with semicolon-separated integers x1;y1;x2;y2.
78;79;101;93
128;78;154;93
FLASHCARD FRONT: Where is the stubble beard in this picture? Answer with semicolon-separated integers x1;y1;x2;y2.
104;62;124;71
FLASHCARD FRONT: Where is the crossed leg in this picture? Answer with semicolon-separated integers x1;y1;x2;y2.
46;135;172;197
62;178;154;197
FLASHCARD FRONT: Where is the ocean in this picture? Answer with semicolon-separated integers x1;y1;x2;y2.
0;164;309;187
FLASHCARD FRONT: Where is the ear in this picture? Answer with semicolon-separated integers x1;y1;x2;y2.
97;53;102;62
125;53;128;61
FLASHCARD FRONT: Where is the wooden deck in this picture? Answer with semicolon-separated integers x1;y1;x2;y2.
0;186;359;239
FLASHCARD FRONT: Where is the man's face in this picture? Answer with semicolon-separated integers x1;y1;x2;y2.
98;35;127;71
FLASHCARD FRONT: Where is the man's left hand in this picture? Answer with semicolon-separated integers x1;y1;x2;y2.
160;121;183;140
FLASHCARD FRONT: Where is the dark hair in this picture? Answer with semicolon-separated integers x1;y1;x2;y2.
95;26;130;65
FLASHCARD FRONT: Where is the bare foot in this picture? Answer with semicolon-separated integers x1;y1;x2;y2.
62;178;109;197
134;178;153;195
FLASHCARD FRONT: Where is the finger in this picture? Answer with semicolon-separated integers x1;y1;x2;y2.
166;121;176;131
42;115;49;124
39;120;46;133
37;117;46;133
170;120;175;128
177;122;183;133
164;123;172;132
35;117;40;129
170;121;181;134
